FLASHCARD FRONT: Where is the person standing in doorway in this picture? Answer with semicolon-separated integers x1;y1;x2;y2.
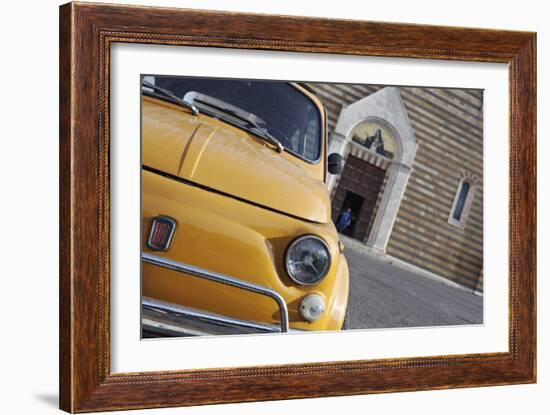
336;208;352;233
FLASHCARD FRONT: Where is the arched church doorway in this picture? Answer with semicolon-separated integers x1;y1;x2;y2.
328;87;417;252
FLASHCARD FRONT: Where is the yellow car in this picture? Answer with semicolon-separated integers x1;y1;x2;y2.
141;76;349;336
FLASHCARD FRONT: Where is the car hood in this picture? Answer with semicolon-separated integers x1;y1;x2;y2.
142;98;330;224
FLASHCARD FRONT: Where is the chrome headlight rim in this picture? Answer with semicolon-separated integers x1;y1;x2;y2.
284;234;332;286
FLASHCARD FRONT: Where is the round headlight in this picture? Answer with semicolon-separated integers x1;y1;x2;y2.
285;235;331;285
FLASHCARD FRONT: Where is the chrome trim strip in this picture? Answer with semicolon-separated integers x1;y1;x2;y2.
142;253;289;332
142;297;301;336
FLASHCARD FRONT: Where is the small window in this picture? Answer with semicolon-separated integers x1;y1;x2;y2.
452;181;470;221
449;179;475;228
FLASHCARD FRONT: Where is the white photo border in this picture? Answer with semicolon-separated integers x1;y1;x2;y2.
110;43;509;373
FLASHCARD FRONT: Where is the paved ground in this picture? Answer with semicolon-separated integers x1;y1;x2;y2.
344;240;483;329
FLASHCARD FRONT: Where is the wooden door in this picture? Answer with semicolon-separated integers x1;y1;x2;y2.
331;155;386;241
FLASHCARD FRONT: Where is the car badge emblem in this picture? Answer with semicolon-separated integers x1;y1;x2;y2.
147;216;177;251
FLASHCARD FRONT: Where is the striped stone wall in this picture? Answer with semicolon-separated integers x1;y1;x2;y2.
306;82;484;292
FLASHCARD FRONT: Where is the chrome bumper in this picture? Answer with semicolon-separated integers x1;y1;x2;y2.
142;297;302;337
142;253;291;336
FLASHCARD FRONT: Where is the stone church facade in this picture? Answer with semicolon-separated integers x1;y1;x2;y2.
305;83;484;293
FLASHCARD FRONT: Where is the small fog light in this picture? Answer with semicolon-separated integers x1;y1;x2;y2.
299;294;326;322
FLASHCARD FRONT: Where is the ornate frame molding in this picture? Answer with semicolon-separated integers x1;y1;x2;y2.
59;2;536;412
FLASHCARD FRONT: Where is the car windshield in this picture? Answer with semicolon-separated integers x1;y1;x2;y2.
151;76;323;162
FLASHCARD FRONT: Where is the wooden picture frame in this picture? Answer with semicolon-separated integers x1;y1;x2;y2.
59;2;536;412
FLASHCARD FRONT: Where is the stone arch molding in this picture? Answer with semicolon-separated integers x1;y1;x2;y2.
328;87;418;252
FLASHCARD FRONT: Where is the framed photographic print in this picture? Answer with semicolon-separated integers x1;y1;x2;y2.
59;2;536;412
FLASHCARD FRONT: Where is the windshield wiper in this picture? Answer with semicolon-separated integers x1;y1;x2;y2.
183;91;284;153
142;80;199;116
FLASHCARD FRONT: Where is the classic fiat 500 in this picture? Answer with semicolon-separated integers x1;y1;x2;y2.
141;76;349;336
